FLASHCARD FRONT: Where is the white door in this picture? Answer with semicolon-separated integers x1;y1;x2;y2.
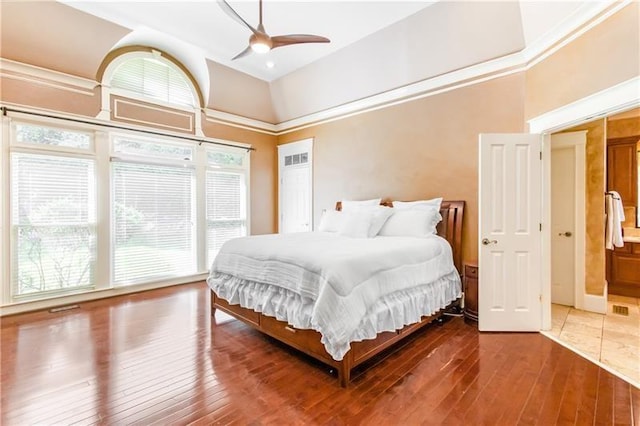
278;139;313;233
479;134;542;331
550;131;586;307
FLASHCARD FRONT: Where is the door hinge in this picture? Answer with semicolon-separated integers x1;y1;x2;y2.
539;223;542;231
539;294;542;302
539;151;542;160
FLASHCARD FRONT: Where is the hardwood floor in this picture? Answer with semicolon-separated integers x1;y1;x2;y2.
1;283;638;425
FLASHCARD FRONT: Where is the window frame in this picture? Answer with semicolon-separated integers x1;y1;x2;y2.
7;119;100;302
110;132;198;286
205;169;250;266
1;113;251;308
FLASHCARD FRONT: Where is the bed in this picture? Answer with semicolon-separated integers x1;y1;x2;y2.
208;200;464;387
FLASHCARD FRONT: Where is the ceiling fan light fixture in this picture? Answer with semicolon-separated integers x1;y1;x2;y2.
219;0;330;60
250;40;271;54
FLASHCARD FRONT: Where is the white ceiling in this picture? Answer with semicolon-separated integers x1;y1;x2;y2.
61;0;440;81
60;0;594;83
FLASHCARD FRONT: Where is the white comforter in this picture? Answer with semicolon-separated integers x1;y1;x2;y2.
207;232;461;361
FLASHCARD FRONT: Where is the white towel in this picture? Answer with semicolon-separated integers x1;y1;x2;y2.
605;191;625;250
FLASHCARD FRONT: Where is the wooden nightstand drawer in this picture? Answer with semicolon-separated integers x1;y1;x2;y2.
464;264;478;278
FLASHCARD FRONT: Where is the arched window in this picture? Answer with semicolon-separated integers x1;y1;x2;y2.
97;48;205;134
109;53;197;108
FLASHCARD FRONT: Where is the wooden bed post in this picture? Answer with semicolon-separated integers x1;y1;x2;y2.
338;352;353;388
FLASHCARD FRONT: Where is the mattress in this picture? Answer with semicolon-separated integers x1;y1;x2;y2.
207;232;461;360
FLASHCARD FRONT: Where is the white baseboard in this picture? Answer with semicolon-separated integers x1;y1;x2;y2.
582;292;608;314
0;273;208;316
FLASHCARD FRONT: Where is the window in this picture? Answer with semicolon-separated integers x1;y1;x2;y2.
206;148;249;265
10;124;96;298
206;172;247;264
110;56;196;107
15;123;92;150
5;119;250;304
112;136;196;285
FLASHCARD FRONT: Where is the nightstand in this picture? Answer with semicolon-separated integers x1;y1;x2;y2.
463;263;478;322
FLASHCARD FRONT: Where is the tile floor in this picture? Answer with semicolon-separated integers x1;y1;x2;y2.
546;295;640;387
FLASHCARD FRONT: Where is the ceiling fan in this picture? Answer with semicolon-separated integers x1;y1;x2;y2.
218;0;330;60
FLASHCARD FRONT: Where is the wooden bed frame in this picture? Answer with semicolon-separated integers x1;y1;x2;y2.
210;200;465;387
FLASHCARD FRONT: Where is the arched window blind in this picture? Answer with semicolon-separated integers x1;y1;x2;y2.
110;57;196;107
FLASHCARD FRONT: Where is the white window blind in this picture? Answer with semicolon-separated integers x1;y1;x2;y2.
110;57;195;107
11;153;96;296
206;171;247;265
113;161;196;285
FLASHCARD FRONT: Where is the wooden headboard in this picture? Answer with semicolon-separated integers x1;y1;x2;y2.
435;201;464;274
335;200;465;274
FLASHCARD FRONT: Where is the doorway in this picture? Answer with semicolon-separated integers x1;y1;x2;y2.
278;139;313;233
550;131;586;308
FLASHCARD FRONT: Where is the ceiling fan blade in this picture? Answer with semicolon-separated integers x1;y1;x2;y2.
217;0;259;35
232;45;253;60
271;34;330;49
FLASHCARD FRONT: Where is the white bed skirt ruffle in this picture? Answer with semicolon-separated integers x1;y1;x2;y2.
207;271;461;361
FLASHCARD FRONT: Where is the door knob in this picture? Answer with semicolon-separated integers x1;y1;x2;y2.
558;231;572;237
482;238;498;245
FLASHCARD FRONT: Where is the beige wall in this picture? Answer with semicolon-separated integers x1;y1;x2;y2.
279;73;527;265
525;2;640;120
608;116;640;140
0;1;129;80
206;61;277;124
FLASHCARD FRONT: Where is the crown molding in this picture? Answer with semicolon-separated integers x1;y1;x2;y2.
274;52;526;134
0;58;97;96
527;76;640;133
521;0;627;65
204;108;278;135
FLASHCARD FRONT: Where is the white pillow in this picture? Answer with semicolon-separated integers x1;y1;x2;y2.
378;207;442;237
317;210;344;232
338;211;373;238
341;198;381;212
393;197;443;210
367;206;394;237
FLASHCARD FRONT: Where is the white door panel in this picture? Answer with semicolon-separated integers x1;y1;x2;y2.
278;139;313;234
281;167;310;233
551;145;575;306
479;134;542;331
549;131;586;308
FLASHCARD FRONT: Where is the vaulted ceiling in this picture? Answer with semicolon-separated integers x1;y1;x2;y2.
1;1;619;125
63;1;596;82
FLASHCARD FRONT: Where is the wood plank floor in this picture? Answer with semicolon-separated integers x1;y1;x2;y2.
1;283;638;425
